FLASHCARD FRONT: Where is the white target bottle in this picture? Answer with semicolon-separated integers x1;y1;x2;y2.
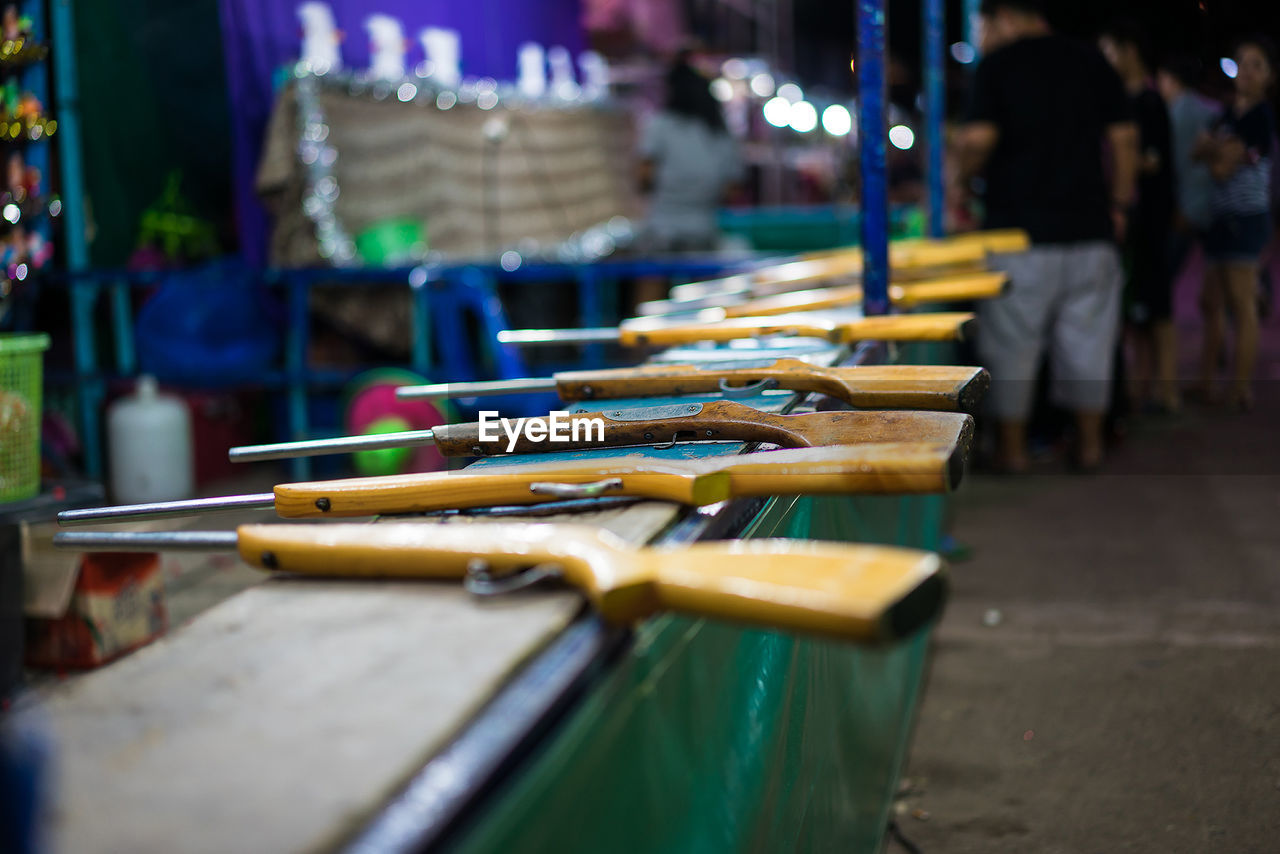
107;375;194;504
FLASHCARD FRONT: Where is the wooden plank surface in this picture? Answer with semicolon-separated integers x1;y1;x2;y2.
25;505;681;854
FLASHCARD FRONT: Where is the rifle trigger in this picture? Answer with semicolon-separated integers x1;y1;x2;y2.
464;560;562;597
717;377;777;398
527;478;624;499
650;432;676;450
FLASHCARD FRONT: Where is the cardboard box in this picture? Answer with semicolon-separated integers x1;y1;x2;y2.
2;484;107;692
22;520;168;670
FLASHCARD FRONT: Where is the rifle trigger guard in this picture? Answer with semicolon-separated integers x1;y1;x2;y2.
464;560;562;597
528;478;624;499
717;377;778;398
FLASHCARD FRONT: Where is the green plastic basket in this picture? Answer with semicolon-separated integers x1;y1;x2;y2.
0;332;49;503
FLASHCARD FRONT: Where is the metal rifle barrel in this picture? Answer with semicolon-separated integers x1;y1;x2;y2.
635;293;746;316
495;328;621;346
53;530;240;552
667;274;757;303
397;377;558;400
58;493;278;526
229;429;438;463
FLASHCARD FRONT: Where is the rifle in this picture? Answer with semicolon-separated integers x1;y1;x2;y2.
53;522;947;644
225;401;972;463
397;360;988;414
665;228;1029;304
496;311;974;349
59;436;970;526
635;270;1008;319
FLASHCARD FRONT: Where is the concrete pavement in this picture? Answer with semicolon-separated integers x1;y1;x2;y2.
893;254;1280;852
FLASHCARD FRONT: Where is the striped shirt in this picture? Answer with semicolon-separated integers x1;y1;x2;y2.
1210;102;1276;218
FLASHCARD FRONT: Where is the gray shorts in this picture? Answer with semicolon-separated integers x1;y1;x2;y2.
977;242;1123;419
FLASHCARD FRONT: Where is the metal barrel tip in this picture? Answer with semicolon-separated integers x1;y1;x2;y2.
57;493;278;526
397;377;556;400
229;429;438;462
395;383;449;400
497;328;619;345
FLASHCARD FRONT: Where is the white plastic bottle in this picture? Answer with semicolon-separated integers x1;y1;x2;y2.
107;375;194;504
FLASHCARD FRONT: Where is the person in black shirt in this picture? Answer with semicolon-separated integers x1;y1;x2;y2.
1192;36;1276;411
1099;21;1179;414
954;0;1139;472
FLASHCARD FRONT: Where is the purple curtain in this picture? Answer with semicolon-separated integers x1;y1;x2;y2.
217;0;585;265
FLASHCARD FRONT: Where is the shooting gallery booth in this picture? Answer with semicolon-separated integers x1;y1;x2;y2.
4;0;1278;852
0;0;985;847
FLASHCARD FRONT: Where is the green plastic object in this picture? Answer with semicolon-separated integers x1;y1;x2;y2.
0;333;50;503
716;205;926;252
352;415;413;477
449;493;942;854
355;218;428;267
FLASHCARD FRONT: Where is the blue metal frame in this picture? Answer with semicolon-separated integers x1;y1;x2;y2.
923;0;946;239
857;0;889;315
53;257;754;480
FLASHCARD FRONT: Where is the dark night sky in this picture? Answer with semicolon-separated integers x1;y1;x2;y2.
792;0;1280;97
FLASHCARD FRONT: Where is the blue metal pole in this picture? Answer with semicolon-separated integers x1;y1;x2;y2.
409;269;432;378
70;280;101;477
923;0;946;238
109;279;136;376
50;0;89;270
286;275;310;482
857;0;889;315
51;0;96;477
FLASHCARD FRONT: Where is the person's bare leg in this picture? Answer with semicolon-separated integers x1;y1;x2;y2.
1129;325;1154;409
995;419;1028;473
1197;265;1226;400
1224;263;1259;409
1151;318;1180;411
1074;410;1105;468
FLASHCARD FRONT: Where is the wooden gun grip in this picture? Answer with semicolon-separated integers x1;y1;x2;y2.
890;240;986;267
790;363;989;413
949;228;1030;254
717;441;965;495
766;406;974;451
632;540;947;643
836;312;975;343
890;271;1008;307
273;466;722;518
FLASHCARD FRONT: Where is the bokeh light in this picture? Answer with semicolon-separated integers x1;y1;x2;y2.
821;104;852;136
789;101;818;133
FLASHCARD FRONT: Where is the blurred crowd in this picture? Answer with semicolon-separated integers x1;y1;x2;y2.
950;0;1275;472
632;0;1274;473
